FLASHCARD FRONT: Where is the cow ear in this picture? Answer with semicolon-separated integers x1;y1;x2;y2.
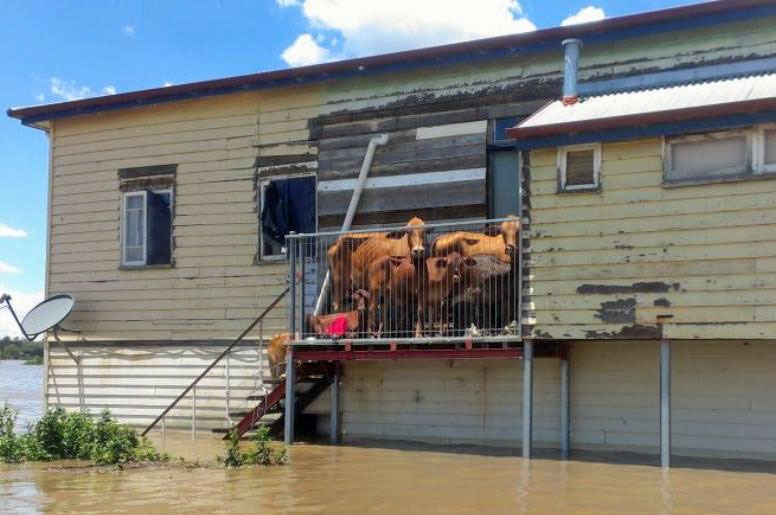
386;229;405;239
483;225;501;236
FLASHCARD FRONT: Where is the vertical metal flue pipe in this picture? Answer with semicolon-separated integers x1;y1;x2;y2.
313;133;390;316
561;39;583;106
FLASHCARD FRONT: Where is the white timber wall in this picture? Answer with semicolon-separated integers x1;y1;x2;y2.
572;340;776;460
46;342;272;432
307;341;776;460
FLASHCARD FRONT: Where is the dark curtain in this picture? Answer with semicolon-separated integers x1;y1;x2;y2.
261;177;316;248
147;191;172;265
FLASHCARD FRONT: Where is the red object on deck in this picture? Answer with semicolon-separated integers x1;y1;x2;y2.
326;315;350;337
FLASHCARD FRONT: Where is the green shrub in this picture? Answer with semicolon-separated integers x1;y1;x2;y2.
0;405;168;465
222;426;287;468
2;343;21;360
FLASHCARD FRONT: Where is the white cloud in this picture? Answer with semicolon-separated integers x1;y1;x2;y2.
162;81;174;87
0;262;21;275
561;6;605;26
279;0;536;66
0;224;27;239
276;0;300;5
281;33;332;66
0;287;44;338
123;24;136;36
35;93;45;103
50;77;118;101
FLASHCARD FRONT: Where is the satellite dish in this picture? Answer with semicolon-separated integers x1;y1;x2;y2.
0;293;75;341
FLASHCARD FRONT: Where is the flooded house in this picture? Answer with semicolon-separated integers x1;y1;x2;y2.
7;0;776;466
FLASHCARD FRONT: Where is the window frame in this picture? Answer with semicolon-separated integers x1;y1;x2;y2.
663;129;753;185
257;173;317;262
754;124;776;175
557;143;601;192
121;188;173;268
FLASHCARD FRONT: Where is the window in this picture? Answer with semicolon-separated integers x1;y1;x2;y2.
756;126;776;174
665;130;750;183
259;175;316;260
558;144;600;191
121;189;172;267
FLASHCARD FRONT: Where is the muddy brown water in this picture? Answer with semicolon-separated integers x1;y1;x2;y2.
3;361;776;514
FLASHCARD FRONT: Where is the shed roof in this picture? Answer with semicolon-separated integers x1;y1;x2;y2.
8;0;776;127
507;73;776;141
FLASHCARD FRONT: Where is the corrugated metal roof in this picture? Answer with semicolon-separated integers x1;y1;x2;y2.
517;73;776;131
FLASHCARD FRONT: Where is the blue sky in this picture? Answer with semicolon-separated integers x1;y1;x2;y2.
0;0;695;334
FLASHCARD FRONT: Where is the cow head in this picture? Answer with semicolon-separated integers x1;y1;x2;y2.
406;216;427;260
434;252;463;284
352;289;370;311
386;216;426;260
485;215;520;257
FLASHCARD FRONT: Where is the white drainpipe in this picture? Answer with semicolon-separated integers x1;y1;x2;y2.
562;38;583;106
313;133;390;315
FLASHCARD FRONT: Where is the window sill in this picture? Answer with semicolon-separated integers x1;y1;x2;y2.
254;256;288;266
662;171;776;188
557;185;601;194
119;263;174;271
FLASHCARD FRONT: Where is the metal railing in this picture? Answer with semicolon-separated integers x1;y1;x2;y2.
141;287;289;437
286;217;523;344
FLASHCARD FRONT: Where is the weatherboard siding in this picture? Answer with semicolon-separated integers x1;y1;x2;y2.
45;14;776;341
527;138;776;340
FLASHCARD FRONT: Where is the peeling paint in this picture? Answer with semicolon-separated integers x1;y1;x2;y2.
585;324;662;339
653;298;672;307
596;298;637;323
577;282;675;294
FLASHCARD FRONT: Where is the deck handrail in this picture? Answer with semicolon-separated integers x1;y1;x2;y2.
140;286;290;437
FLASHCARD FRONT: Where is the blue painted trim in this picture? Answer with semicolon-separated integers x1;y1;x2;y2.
514;111;776;150
17;5;776;125
579;56;776;97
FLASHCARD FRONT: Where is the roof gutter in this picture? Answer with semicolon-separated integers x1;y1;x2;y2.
8;0;776;126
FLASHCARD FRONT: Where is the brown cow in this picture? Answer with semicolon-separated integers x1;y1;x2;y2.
306;289;369;338
431;215;520;264
327;231;384;312
267;332;291;379
364;255;418;337
365;252;464;338
350;216;426;293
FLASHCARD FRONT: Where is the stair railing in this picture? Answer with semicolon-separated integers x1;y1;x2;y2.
141;286;290;437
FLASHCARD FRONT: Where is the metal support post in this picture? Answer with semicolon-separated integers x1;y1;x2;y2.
560;348;570;460
284;348;296;445
660;338;671;468
289;235;297;337
330;367;340;444
522;340;533;459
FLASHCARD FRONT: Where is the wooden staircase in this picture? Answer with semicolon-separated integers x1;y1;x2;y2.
227;363;335;439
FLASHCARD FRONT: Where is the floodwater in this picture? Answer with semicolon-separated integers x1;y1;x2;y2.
3;362;776;514
0;360;43;430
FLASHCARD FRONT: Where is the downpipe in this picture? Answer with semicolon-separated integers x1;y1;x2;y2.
313;133;390;316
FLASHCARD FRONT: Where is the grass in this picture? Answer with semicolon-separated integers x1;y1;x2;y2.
0;405;168;465
221;426;288;467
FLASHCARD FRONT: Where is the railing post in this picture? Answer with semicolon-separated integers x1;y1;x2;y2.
289;233;297;337
225;352;231;422
192;385;197;440
284;347;296;445
299;237;306;336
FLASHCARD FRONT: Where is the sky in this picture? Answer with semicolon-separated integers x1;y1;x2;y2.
0;0;697;336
